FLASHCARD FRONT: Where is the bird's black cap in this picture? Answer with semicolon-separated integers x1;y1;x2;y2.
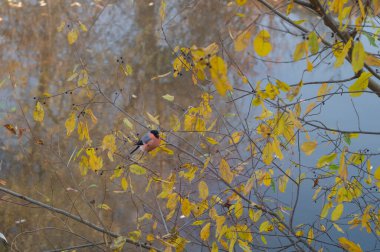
150;130;160;138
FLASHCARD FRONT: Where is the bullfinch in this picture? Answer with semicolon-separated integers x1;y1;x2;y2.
130;130;161;154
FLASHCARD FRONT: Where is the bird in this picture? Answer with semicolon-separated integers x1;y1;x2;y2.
130;130;161;155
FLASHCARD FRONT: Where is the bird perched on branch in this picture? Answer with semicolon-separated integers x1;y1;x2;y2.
130;130;161;155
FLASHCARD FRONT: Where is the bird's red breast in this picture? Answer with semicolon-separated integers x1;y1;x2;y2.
141;132;161;152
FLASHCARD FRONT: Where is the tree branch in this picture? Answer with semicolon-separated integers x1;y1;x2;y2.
0;186;162;252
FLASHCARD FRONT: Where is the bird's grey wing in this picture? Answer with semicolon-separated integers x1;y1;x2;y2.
141;134;152;144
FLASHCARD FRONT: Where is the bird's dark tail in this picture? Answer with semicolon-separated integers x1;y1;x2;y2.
130;145;140;155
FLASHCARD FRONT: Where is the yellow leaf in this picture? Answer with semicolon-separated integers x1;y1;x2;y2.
209;56;233;96
374;166;380;180
313;187;322;201
293;41;308;61
316;153;337;168
138;213;152;222
162;94;174;102
339;147;348;181
129;164;147;175
259;221;273;233
306;59;313;72
160;0;166;21
123;118;134;130
262;142;273;165
275;79;290;92
206;137;219;145
85;108;97;124
286;0;294;15
77;121;90;142
200;223;211;241
272;138;283;160
146;234;155;242
146;112;160;125
338;237;363;252
307;227;314;245
79;21;87;32
182;198;191;217
333;223;345;233
236;0;247;6
211;242;218;252
97;203;111;211
308;31;319;54
296;230;304;237
301;141;317;156
278;170;290;193
262;171;272;187
128;230;141;242
230;131;243;144
77;69;88;87
253;30;272;57
317;83;330;101
320;201;332;219
102;134;117;161
67;28;79;45
365;54;380;67
243;177;254;195
349;71;372;97
86;148;103;171
121;177;128;191
198;181;209;200
253;209;262;222
57;21;65;32
234;30;251;52
331;203;344;221
235;199;243;219
169;114;180;131
219;159;234;184
352;41;366;73
335;38;352;68
33;101;44;122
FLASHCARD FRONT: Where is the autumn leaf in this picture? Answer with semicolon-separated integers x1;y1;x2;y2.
102;134;117;161
200;222;211;241
253;30;272;57
77;69;88;87
198;181;209;200
160;0;166;21
162;94;174;102
236;0;247;6
235;30;251;52
230;131;243;144
181;198;191;217
308;31;319;54
65;112;76;136
338;237;363;252
316;153;337;168
352;41;366;73
348;72;372;97
33;101;44;122
97;203;111;211
219;158;234;184
293;41;308;61
146;112;160;125
307;227;314;245
301;141;317;156
129;164;147;175
121;177;128;191
67;28;79;45
209;56;233;96
331;203;344;221
235;199;243;218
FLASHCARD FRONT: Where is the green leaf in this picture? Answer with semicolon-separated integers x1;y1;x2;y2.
329;164;339;170
343;133;351;145
363;32;378;48
129;164;147;175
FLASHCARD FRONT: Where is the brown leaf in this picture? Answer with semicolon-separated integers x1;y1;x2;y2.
4;124;17;135
35;139;44;145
